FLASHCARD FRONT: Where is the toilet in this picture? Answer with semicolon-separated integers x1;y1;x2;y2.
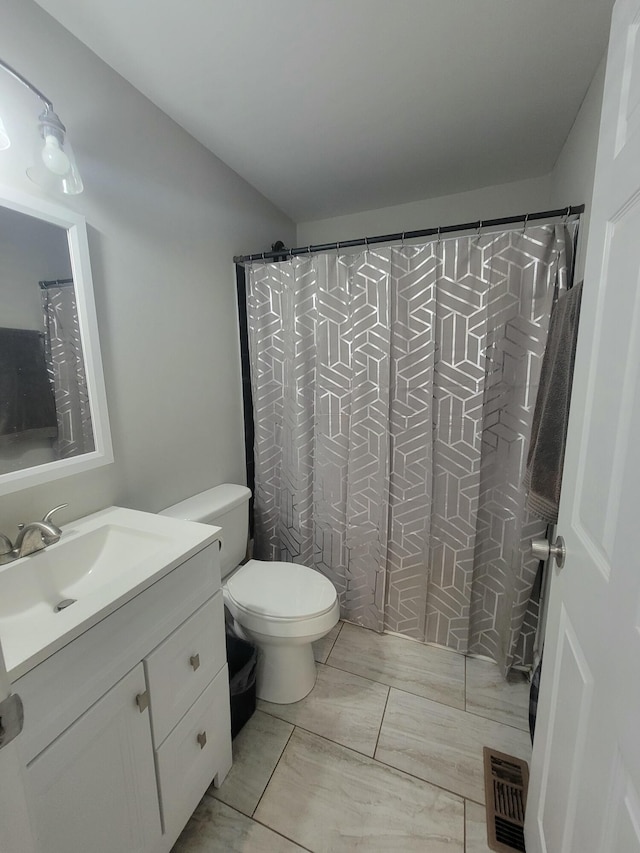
160;484;339;704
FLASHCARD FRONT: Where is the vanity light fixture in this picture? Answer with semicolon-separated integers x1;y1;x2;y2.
0;57;83;195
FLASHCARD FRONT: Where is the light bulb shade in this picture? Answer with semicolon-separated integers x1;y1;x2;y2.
41;133;71;175
0;113;10;150
26;109;83;195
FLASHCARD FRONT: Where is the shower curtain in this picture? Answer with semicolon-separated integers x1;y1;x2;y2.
41;283;95;459
245;222;577;672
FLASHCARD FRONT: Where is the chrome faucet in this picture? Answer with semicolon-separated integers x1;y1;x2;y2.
0;504;68;563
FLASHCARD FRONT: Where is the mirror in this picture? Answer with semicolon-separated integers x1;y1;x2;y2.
0;187;112;494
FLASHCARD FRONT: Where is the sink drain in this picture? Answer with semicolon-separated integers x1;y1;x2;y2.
53;598;77;613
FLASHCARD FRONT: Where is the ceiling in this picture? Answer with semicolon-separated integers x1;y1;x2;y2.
35;0;614;223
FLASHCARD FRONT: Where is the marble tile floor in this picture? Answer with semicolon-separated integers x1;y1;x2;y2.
173;621;532;853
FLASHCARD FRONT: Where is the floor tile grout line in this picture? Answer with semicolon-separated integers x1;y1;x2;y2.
315;659;528;731
464;654;468;712
372;685;391;756
259;659;390;716
216;796;314;853
323;620;344;663
319;658;466;710
267;721;473;807
249;724;296;819
463;707;531;733
261;714;529;812
255;714;384;760
258;671;529;740
463;798;467;852
371;750;481;806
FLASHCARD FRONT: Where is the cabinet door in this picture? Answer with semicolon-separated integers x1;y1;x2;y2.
26;663;162;853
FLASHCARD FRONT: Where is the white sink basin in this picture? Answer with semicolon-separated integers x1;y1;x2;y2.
0;506;220;680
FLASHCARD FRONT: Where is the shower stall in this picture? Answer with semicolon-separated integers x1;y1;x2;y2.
236;209;580;674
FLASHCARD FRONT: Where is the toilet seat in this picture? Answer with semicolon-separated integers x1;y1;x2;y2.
224;559;338;638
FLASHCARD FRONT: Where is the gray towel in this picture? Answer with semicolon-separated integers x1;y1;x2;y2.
524;282;582;523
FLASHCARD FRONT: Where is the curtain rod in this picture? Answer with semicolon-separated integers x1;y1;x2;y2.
233;204;585;264
39;278;74;289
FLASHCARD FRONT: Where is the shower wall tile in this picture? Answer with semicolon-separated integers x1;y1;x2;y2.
375;689;531;803
327;622;465;709
255;728;464;853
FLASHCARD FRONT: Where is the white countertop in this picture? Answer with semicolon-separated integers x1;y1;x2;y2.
0;506;220;681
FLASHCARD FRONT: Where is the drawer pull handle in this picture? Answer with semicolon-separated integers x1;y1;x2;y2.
189;653;200;671
197;731;207;749
135;690;149;713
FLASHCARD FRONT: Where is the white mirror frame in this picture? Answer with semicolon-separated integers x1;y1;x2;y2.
0;185;113;494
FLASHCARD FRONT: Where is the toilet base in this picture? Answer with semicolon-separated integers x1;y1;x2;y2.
232;619;333;704
255;640;317;704
229;598;340;705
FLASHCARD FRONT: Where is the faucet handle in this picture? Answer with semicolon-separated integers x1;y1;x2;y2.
42;504;68;524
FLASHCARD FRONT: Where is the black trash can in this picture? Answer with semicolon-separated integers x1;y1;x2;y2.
226;628;258;739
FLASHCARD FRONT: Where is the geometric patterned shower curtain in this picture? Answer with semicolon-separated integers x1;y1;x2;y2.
245;222;577;673
41;283;95;459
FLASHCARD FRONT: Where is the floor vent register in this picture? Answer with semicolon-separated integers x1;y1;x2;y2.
483;747;529;852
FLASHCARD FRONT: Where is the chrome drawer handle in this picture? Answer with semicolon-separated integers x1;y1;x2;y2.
189;653;200;671
135;690;149;713
197;731;207;749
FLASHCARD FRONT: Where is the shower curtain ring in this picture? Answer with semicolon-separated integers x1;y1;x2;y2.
437;226;441;244
522;214;529;234
564;206;571;222
476;220;482;239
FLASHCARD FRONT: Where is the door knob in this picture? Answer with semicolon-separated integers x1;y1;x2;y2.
531;535;566;568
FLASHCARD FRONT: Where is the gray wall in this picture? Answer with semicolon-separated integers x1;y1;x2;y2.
297;175;551;246
549;57;607;281
0;0;295;529
297;58;607;270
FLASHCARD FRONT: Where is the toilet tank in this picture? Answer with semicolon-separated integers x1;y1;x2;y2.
159;484;251;579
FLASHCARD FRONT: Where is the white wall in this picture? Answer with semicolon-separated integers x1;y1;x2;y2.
0;0;295;530
297;175;551;246
549;56;607;280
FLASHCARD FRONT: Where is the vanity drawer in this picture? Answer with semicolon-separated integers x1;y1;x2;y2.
155;665;232;839
145;591;226;745
14;544;219;764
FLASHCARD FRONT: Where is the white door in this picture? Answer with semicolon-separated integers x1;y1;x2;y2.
525;0;640;850
0;641;38;853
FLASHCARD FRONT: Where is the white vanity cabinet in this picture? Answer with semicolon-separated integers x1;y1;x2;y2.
27;664;161;853
12;540;232;853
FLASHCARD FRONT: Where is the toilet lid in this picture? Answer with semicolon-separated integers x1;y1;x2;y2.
225;560;337;620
